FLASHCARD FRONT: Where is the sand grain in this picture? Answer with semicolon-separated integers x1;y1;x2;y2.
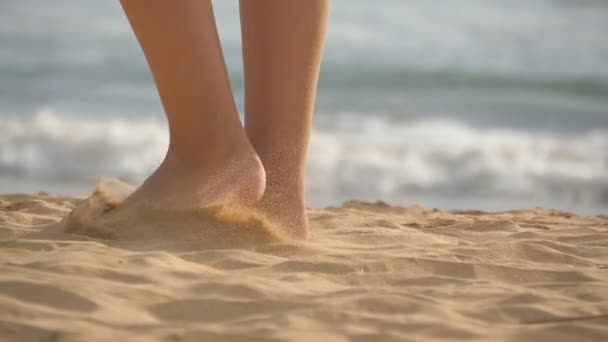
1;181;607;341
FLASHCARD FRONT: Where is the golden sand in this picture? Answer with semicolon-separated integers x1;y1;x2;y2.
1;179;607;341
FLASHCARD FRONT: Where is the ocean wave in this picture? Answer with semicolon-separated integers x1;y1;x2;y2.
309;116;608;206
1;111;607;210
0;110;167;183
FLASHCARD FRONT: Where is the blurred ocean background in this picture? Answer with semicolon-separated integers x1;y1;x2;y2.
1;0;607;214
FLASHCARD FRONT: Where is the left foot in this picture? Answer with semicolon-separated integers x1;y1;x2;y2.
121;148;266;211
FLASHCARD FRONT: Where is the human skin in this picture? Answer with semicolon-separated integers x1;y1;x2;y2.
240;0;330;239
119;0;329;239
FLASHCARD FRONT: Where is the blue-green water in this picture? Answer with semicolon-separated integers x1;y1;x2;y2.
1;0;607;213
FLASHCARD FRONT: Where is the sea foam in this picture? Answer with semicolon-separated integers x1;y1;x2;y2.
1;110;607;212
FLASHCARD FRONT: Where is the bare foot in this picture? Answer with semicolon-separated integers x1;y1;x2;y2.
119;146;309;240
123;150;266;211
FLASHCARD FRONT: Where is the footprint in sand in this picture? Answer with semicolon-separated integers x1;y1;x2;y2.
59;177;286;249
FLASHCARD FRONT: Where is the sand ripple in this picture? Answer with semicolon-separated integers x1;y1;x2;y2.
0;182;607;341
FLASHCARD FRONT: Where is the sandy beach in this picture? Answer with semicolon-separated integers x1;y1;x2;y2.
1;1;607;341
1;180;607;341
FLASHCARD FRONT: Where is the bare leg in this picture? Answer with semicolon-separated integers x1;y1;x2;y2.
240;0;330;238
120;0;265;209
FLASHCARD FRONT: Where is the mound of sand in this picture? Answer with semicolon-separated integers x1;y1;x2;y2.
0;180;607;341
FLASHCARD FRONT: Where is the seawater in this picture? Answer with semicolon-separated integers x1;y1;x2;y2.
1;0;607;213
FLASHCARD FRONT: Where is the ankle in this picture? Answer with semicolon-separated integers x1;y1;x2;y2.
167;138;247;169
159;143;266;206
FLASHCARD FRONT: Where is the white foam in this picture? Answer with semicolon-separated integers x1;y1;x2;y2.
1;111;607;212
0;110;167;183
309;116;608;203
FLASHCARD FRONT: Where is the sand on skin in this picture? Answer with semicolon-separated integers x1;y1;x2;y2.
0;178;607;341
